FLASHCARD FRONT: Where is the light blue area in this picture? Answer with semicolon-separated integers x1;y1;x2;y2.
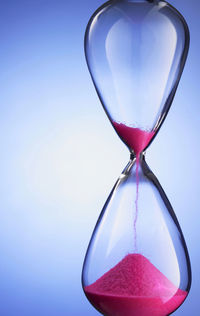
0;0;199;315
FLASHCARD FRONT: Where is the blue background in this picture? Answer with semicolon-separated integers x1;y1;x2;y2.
0;0;199;315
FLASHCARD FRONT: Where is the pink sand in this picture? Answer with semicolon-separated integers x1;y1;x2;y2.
85;254;187;316
113;122;155;250
112;122;155;157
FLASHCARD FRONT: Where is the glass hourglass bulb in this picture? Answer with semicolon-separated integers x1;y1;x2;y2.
82;0;191;315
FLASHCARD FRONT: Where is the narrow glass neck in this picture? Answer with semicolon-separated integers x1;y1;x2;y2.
130;151;146;161
121;153;152;182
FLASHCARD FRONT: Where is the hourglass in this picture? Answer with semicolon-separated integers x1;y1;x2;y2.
82;0;191;315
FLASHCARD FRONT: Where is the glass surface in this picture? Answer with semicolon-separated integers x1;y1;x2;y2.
84;0;189;139
82;156;191;315
82;0;191;315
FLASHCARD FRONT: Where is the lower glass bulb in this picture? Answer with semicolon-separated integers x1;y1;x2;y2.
82;155;191;316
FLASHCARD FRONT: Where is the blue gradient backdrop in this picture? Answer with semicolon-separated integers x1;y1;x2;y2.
0;0;199;315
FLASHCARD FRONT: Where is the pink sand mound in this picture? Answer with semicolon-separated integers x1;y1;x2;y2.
85;254;187;316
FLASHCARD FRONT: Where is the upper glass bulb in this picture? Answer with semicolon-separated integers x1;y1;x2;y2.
85;0;189;153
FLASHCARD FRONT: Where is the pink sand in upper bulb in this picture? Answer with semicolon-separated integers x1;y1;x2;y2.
84;254;187;316
113;122;155;158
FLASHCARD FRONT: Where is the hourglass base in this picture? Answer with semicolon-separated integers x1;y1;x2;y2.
84;254;187;316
